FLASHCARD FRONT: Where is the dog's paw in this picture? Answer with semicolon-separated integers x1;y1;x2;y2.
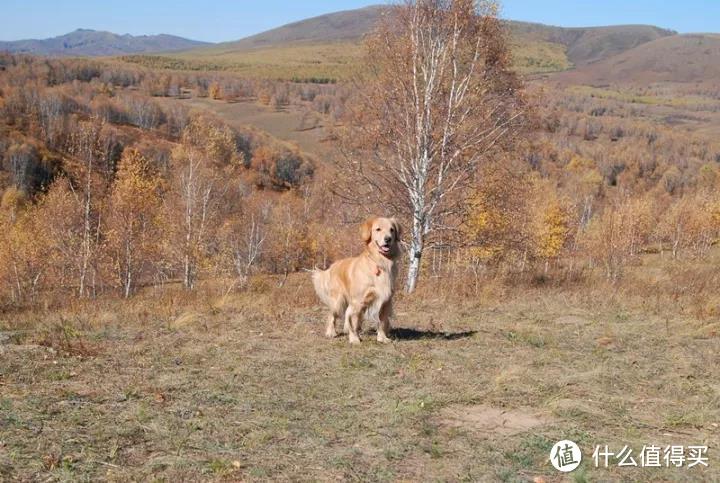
325;328;338;339
377;334;392;344
348;334;361;345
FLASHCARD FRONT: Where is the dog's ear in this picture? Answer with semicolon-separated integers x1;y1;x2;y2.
390;218;401;242
360;217;375;244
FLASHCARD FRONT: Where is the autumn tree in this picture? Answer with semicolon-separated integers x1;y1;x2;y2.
217;194;271;287
462;161;532;267
582;197;655;280
533;187;571;274
656;194;717;259
164;145;220;290
65;118;115;297
31;177;85;292
3;143;41;192
105;149;163;297
338;0;525;292
0;188;48;302
208;81;222;100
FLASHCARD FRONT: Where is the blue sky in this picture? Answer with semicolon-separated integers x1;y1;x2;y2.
1;1;718;42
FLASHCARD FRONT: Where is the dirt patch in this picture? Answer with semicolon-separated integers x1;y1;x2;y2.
439;404;555;436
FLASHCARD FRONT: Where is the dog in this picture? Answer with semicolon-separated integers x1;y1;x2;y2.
312;217;401;344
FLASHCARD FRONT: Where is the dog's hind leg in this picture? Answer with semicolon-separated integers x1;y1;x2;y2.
325;298;347;338
324;312;338;338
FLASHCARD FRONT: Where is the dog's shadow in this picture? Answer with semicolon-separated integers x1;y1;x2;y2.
388;327;477;341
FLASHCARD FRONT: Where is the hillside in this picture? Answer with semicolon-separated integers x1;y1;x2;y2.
178;5;674;72
508;22;674;66
216;5;386;51
554;34;720;85
0;29;210;56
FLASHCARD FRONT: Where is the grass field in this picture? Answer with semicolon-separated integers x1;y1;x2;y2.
120;38;573;81
1;269;719;481
121;41;364;82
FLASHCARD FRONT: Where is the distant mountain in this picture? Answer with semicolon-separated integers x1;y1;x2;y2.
554;34;720;85
0;29;210;57
216;5;387;51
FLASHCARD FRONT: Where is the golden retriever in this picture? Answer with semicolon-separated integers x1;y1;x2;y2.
312;217;401;344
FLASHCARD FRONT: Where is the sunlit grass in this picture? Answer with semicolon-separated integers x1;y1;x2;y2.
120;38;573;80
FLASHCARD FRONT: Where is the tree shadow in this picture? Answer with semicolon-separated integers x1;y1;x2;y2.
389;327;477;341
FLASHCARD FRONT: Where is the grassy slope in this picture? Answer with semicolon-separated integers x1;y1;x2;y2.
118;11;676;80
1;268;719;481
121;38;570;80
555;34;720;85
118;25;682;80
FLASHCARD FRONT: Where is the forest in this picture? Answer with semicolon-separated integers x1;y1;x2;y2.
1;48;719;308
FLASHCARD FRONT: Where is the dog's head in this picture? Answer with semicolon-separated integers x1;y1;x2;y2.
361;216;401;258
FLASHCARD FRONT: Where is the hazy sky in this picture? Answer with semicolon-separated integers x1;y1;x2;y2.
1;1;718;42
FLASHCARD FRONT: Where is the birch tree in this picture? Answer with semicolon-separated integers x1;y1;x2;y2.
106;149;163;297
66;119;110;297
339;0;525;292
165;146;219;290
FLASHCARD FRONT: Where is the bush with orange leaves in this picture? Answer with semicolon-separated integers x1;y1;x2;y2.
656;192;720;259
249;145;313;190
208;81;222;100
581;196;656;281
531;181;573;274
462;163;533;269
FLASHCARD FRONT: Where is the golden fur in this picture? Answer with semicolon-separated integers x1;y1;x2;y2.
312;217;401;344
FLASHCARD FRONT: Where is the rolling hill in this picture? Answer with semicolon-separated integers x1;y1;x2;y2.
217;5;386;51
179;5;674;71
555;34;720;85
508;22;675;66
109;5;712;85
0;29;210;57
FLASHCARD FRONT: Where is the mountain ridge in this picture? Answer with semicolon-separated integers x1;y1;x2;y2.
0;28;210;57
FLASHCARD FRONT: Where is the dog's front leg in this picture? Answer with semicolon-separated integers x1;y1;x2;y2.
347;305;362;344
377;301;392;344
342;305;351;334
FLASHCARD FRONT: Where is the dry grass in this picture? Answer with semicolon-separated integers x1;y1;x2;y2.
1;266;719;481
120;38;576;81
121;41;364;82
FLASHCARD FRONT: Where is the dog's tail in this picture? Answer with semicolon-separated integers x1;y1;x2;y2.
311;267;333;307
